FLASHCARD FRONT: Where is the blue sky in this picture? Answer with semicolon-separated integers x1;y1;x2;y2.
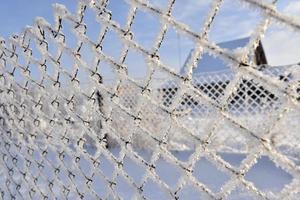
0;0;299;80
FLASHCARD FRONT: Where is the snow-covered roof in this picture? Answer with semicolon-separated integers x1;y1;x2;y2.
181;37;251;77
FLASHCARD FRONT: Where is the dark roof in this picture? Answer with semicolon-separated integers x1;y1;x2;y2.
180;37;267;77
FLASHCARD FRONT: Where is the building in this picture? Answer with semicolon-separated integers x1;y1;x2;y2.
160;37;294;115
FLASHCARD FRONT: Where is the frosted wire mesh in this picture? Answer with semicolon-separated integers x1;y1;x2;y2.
0;0;300;199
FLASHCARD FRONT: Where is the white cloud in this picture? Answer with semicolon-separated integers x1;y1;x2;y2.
145;0;300;67
262;28;300;66
283;1;300;17
260;1;300;66
172;0;210;21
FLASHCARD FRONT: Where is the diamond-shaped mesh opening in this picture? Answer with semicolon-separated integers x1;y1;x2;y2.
59;50;75;75
11;47;27;69
3;61;15;76
129;129;158;163
171;0;212;33
74;65;91;85
82;7;103;43
73;170;88;189
208;0;263;43
176;184;209;200
245;156;293;192
131;9;161;50
24;36;43;61
98;155;115;180
77;42;96;69
158;27;195;74
77;155;94;176
44;148;60;167
142;179;171;199
110;106;136;140
124;49;149;83
90;174;109;198
13;66;27;86
44;62;57;82
166;123;197;152
106;140;122;158
27;63;43;83
115;175;136;199
139;100;172;139
60;19;79;50
170;150;194;162
147;70;178;103
207;118;251;153
270;107;300;165
56;166;72;186
40;31;60;59
123;155;147;184
130;128;155;151
131;147;155;165
192;157;230;193
96;60;118;89
147;74;181;109
174;90;220;143
107;0;130;28
155;156;182;189
101;29;123;60
117;81;143;113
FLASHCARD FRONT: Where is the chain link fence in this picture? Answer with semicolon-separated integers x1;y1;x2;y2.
0;0;300;199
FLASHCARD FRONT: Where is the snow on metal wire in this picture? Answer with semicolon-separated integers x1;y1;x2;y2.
0;0;299;199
